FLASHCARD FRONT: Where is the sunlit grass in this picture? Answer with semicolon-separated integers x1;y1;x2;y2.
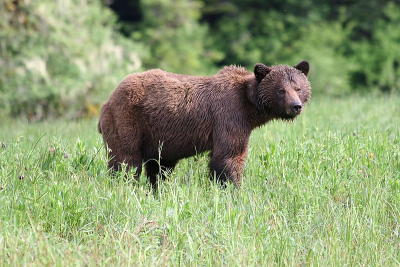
0;95;399;266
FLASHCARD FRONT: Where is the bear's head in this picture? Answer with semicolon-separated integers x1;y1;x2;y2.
253;61;311;120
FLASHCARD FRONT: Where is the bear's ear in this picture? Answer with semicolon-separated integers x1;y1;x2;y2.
294;61;309;76
254;63;271;83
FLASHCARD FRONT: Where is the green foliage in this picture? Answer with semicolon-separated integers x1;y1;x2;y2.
293;20;356;95
0;96;399;265
1;0;400;118
201;1;315;66
200;0;400;95
350;2;400;92
0;0;144;119
135;0;220;74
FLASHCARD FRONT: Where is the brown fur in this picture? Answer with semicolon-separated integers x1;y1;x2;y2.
98;61;311;187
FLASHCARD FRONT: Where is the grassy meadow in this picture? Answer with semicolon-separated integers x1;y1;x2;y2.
0;95;399;266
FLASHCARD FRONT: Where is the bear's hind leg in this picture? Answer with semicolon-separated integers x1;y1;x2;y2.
105;137;143;178
145;160;177;188
100;104;143;179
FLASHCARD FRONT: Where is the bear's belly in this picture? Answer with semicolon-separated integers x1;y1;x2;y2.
142;127;213;161
140;97;213;161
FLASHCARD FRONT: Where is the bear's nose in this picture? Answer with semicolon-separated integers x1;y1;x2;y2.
291;103;302;114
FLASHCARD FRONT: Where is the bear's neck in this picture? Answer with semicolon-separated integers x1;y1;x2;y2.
245;77;258;107
244;77;275;129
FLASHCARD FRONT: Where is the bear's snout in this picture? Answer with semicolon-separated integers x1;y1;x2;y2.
290;102;302;114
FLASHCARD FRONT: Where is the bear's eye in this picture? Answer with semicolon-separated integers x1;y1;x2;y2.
278;89;286;95
295;88;301;92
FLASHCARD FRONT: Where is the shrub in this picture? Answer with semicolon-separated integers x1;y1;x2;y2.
0;0;145;120
135;0;221;74
292;20;356;95
350;2;400;93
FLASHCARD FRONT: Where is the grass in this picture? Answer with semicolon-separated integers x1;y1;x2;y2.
0;95;399;266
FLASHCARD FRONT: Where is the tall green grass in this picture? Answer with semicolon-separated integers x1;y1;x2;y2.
0;95;399;266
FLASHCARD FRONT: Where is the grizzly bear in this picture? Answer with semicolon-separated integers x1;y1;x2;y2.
98;61;311;187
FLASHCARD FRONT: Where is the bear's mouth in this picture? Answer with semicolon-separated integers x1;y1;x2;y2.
256;103;300;121
280;112;297;121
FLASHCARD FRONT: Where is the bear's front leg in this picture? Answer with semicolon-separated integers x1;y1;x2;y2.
210;151;248;186
210;126;250;186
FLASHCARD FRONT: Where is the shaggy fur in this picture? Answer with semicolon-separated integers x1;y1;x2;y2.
98;61;311;187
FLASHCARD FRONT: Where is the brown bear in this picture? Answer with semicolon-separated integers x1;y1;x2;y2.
98;61;311;187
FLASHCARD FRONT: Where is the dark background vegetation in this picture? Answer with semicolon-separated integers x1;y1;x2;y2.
1;0;399;120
